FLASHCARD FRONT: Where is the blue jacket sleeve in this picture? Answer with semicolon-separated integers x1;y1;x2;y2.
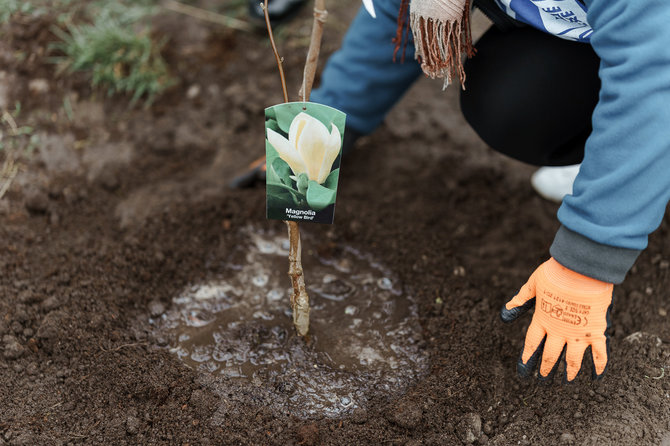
310;0;423;134
552;0;670;283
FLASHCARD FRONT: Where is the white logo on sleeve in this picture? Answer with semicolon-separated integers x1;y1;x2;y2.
497;0;593;42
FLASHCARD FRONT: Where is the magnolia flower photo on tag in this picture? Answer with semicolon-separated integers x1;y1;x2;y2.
265;102;346;224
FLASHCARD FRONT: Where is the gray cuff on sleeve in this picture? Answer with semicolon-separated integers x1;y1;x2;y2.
550;225;641;284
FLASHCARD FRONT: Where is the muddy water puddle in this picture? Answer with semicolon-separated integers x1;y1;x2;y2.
153;225;429;418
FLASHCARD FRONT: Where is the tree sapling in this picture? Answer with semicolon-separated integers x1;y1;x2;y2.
262;0;330;336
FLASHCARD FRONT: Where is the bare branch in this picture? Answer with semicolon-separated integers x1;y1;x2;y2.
299;0;327;102
263;0;289;103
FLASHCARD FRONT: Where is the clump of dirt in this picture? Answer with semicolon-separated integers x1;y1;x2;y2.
1;2;669;446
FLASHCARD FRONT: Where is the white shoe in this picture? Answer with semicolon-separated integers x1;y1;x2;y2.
530;164;581;203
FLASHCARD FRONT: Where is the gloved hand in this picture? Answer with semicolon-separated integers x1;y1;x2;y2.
500;258;613;382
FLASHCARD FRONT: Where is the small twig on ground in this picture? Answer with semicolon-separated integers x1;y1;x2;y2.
520;387;538;406
0;155;19;200
97;342;149;356
162;0;253;32
644;367;665;380
2;110;19;134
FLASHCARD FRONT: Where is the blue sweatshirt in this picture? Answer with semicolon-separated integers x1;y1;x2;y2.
311;0;670;284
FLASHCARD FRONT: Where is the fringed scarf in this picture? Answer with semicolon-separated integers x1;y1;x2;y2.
395;0;475;89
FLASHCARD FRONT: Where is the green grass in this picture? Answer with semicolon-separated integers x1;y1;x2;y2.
0;0;77;24
0;103;39;154
3;0;175;106
0;103;40;199
0;0;35;23
50;1;175;106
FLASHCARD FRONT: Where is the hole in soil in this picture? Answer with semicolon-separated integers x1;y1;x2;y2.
153;225;429;418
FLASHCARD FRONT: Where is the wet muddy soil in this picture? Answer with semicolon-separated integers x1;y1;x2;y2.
1;3;669;445
157;225;429;419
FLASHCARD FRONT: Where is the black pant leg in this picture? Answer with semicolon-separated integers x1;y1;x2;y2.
460;26;600;167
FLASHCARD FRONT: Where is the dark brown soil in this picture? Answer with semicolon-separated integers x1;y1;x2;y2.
1;3;669;445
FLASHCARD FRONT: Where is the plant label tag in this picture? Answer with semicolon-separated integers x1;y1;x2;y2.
265;102;346;224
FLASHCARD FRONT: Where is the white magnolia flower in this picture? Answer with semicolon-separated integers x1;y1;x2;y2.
267;112;341;185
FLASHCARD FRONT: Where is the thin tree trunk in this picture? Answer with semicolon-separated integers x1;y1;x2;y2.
263;0;328;336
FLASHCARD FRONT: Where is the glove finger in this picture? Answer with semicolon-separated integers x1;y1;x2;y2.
539;344;566;383
521;319;546;363
517;336;544;378
590;336;610;379
500;297;535;323
503;272;538;311
564;341;588;382
539;335;566;379
517;320;546;378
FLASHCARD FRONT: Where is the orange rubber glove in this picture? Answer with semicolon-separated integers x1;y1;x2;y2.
500;258;613;382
